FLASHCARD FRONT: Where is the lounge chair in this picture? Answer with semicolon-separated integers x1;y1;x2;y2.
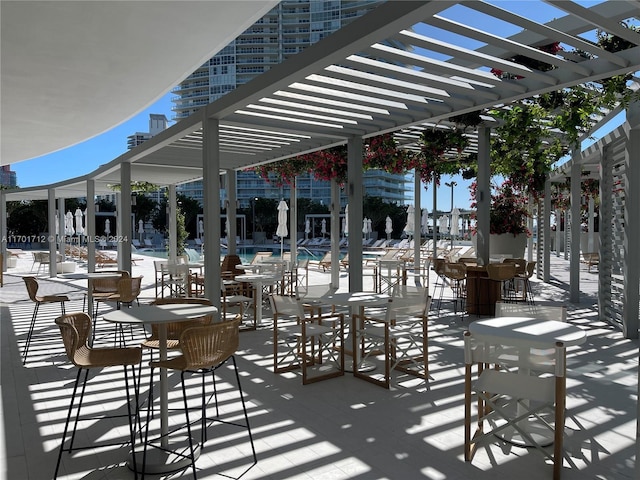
143;239;154;249
581;252;599;272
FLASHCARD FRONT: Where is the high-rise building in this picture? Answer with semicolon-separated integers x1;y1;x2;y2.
171;0;411;209
0;165;17;188
127;114;169;150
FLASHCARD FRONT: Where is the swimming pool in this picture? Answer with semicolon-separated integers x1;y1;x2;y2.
140;245;337;263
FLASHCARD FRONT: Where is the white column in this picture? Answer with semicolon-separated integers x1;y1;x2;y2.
168;185;177;262
290;177;297;264
86;180;96;273
543;178;551;282
119;162;132;273
476;126;491;265
226;169;237;253
413;173;421;282
347;137;363;292
432;173;437;260
202;117;221;309
330;179;340;289
57;198;65;260
624;101;640;339
569;159;581;302
1;191;7;272
48;188;57;277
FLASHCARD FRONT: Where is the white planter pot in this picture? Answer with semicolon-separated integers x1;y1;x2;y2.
489;233;527;259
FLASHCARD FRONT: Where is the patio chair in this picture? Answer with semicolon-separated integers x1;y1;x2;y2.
53;312;141;479
22;276;69;364
269;294;344;384
143;319;256;478
434;261;467;315
221;280;254;328
352;287;430;388
463;328;568;479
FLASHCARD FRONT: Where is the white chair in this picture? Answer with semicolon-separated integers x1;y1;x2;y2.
269;294;344;384
463;328;567;479
160;263;189;298
221;280;255;328
495;302;567;371
353;286;431;388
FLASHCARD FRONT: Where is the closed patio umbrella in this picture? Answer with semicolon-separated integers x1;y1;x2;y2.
421;208;429;235
438;215;448;235
321;218;327;238
403;205;415;240
367;218;372;240
276;200;288;256
385;216;393;240
451;207;460;237
305;218;311;240
104;218;111;236
138;219;144;242
65;211;74;236
74;208;84;236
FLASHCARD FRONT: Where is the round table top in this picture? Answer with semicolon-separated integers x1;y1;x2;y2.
469;316;587;348
317;291;390;308
103;303;218;325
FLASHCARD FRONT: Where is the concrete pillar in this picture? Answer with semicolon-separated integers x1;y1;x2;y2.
202;117;221;309
347;137;363;292
226;169;237;253
57;198;65;261
290;177;297;265
569;159;581;303
476;126;491;266
48;188;57;277
413;173;421;284
168;185;177;263
118;162;132;273
543;178;551;282
86;180;96;273
330;179;340;289
0;191;6;272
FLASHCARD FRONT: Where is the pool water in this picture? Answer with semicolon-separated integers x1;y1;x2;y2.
140;245;337;263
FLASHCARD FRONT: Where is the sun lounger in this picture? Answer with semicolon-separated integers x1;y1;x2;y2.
581;252;599;272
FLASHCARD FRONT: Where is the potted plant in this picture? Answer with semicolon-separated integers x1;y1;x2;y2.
471;180;530;258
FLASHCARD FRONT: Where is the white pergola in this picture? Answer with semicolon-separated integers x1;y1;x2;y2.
3;1;639;331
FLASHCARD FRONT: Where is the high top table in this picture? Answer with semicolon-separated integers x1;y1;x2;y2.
303;291;390;373
468;316;586;447
104;303;218;474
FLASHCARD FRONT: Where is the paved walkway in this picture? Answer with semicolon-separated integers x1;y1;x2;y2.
0;250;635;479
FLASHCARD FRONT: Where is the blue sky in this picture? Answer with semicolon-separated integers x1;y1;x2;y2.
11;0;619;212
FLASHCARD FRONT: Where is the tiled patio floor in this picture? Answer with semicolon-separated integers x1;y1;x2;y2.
0;251;636;479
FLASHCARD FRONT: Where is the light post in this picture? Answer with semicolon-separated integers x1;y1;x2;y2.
445;181;457;248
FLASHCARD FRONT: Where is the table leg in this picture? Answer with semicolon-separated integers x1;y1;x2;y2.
132;323;200;474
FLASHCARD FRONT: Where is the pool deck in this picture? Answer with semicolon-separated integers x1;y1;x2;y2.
0;250;636;479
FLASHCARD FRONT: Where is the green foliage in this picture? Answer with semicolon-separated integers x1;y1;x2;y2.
133;194;156;223
7;200;48;237
176;209;188;255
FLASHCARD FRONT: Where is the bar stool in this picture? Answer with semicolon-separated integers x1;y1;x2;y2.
486;263;517;302
23;276;68;364
143;319;257;479
53;313;141;479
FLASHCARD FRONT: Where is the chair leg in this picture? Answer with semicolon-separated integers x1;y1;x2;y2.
123;364;139;480
23;302;40;364
54;368;83;479
69;369;90;451
230;356;257;465
180;372;199;479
